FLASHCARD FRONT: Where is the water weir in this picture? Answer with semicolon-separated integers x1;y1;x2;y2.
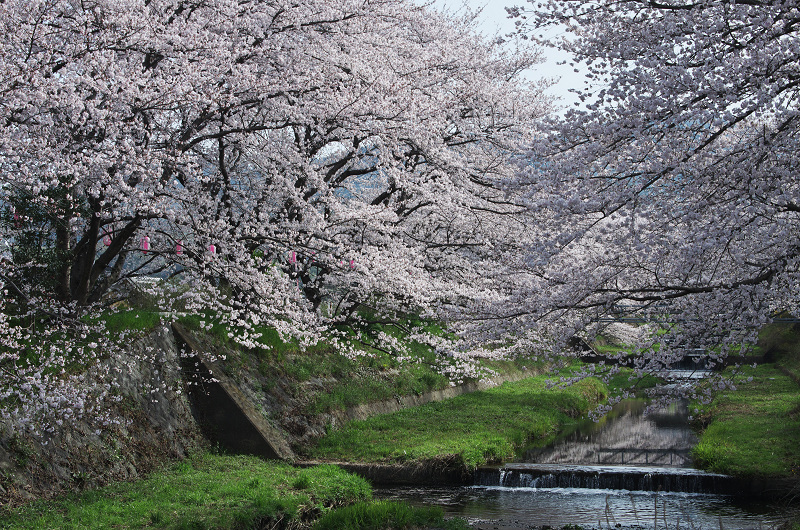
470;395;790;500
377;373;799;527
472;395;751;496
474;463;738;495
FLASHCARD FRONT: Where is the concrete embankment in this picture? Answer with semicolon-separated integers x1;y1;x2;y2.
299;458;473;486
0;323;542;504
0;325;204;504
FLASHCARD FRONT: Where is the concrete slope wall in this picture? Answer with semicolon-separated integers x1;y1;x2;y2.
172;323;295;461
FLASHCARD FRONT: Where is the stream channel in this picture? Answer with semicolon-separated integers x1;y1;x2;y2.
375;377;799;529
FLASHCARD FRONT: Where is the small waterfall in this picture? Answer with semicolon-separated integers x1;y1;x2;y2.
470;398;756;498
475;463;740;495
518;399;698;468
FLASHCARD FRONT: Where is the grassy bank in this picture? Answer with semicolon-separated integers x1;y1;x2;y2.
0;453;466;530
691;363;800;478
691;324;800;479
309;368;613;468
176;313;547;419
0;454;367;529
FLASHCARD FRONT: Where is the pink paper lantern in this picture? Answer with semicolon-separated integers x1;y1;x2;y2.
141;235;150;253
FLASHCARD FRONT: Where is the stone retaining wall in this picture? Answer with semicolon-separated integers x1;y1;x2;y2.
0;325;204;505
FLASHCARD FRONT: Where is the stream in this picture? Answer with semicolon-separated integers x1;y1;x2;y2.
375;391;799;528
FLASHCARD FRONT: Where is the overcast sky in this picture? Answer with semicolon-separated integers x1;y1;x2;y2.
429;0;584;110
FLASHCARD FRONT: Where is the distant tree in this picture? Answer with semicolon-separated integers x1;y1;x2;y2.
484;0;800;399
0;0;548;433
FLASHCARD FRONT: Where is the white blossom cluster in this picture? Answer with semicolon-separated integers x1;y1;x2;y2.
3;0;797;436
0;0;550;435
480;0;800;401
597;323;652;349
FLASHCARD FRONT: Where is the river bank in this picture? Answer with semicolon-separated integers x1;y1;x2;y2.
0;318;583;529
0;453;460;530
2;363;797;529
0;315;543;506
3;318;798;529
689;331;800;504
0;365;610;529
307;368;615;469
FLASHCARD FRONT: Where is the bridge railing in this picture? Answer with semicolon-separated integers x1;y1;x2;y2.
592;448;692;466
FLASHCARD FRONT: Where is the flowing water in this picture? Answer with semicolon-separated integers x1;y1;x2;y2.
376;386;799;528
516;399;696;468
375;485;795;529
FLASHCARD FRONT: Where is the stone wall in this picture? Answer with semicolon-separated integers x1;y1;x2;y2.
0;323;546;505
0;325;204;505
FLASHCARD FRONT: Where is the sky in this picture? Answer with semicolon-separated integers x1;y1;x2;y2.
429;0;584;110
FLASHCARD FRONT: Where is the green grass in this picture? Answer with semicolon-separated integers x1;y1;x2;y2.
247;341;451;416
691;322;800;478
605;369;661;393
176;313;484;416
0;455;371;530
313;500;469;530
591;342;634;356
307;363;450;414
100;309;163;335
310;369;609;468
691;363;800;478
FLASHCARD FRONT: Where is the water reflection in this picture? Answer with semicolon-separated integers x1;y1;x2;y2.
376;486;799;529
519;399;697;467
374;376;799;528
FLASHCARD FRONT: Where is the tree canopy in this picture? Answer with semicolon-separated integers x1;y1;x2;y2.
7;0;797;434
0;0;549;434
489;0;800;400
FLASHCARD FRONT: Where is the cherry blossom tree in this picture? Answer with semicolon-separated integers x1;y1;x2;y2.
488;0;800;399
0;0;549;433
